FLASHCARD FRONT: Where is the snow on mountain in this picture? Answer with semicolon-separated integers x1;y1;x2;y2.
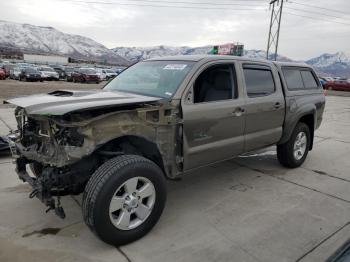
306;52;350;68
112;45;212;62
305;52;350;77
113;45;349;77
112;45;292;62
0;20;129;65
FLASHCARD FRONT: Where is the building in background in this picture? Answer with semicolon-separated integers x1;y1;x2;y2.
23;54;68;65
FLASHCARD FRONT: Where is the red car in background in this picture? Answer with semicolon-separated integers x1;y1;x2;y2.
71;68;100;83
3;64;15;78
324;79;350;91
0;69;6;80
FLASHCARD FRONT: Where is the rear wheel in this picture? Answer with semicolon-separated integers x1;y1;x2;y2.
277;122;310;168
82;155;167;246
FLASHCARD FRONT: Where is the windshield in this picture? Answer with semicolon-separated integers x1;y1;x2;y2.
104;61;194;98
105;69;114;73
26;68;39;73
40;67;54;72
81;69;96;74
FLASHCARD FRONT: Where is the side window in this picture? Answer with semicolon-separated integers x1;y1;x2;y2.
243;65;275;97
282;68;304;90
300;70;319;89
193;64;235;103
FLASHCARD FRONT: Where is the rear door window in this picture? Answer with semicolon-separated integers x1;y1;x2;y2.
300;70;318;89
282;68;304;90
282;67;319;90
243;65;275;97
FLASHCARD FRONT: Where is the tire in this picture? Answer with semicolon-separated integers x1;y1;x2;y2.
277;122;310;168
82;154;167;246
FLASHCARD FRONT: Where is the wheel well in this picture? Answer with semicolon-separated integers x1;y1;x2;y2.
96;135;166;174
299;114;315;150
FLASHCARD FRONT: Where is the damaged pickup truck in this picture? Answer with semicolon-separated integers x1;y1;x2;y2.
6;55;325;246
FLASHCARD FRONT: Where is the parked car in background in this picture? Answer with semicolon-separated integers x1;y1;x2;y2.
0;69;6;80
17;63;30;69
113;68;125;74
19;67;42;82
10;67;22;80
323;76;334;82
318;77;327;88
38;66;59;81
71;68;100;83
103;69;118;80
324;79;350;91
95;68;107;81
3;64;15;78
0;136;10;151
51;66;66;79
64;67;75;82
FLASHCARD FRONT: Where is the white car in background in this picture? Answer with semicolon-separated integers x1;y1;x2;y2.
95;68;107;81
38;66;59;80
102;69;118;80
10;67;21;80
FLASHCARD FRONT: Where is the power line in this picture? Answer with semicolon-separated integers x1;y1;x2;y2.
289;1;350;16
284;11;350;26
112;0;266;5
285;6;350;22
59;0;268;11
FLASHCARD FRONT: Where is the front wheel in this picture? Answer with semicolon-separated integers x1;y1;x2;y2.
277;122;310;168
82;155;167;246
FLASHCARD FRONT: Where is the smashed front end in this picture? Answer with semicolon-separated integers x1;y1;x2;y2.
12;108;98;218
10;99;182;218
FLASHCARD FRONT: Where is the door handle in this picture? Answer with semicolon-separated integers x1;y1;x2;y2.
274;102;281;109
231;107;245;117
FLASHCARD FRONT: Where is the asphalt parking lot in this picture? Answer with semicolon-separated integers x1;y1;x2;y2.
0;90;349;262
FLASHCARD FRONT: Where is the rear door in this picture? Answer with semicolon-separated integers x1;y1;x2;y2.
241;63;285;151
182;62;246;170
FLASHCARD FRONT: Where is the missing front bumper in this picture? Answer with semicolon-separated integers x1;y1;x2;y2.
15;157;66;219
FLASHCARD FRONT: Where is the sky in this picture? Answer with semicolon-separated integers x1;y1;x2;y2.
0;0;349;60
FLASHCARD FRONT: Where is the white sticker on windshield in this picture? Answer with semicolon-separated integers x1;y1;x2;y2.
163;64;187;70
165;92;173;96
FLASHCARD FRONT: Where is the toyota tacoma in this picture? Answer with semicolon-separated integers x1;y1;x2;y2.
6;55;325;246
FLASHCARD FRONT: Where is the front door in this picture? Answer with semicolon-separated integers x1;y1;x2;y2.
181;63;246;170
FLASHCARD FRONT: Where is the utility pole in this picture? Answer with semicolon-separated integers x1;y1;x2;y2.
266;0;286;60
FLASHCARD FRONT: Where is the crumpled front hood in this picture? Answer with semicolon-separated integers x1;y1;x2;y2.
5;89;161;115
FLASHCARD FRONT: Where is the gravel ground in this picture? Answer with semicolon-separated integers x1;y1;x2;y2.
0;79;105;105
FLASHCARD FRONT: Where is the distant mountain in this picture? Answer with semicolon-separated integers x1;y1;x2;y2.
112;45;349;77
0;20;129;65
306;52;350;77
1;20;348;76
112;45;292;63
